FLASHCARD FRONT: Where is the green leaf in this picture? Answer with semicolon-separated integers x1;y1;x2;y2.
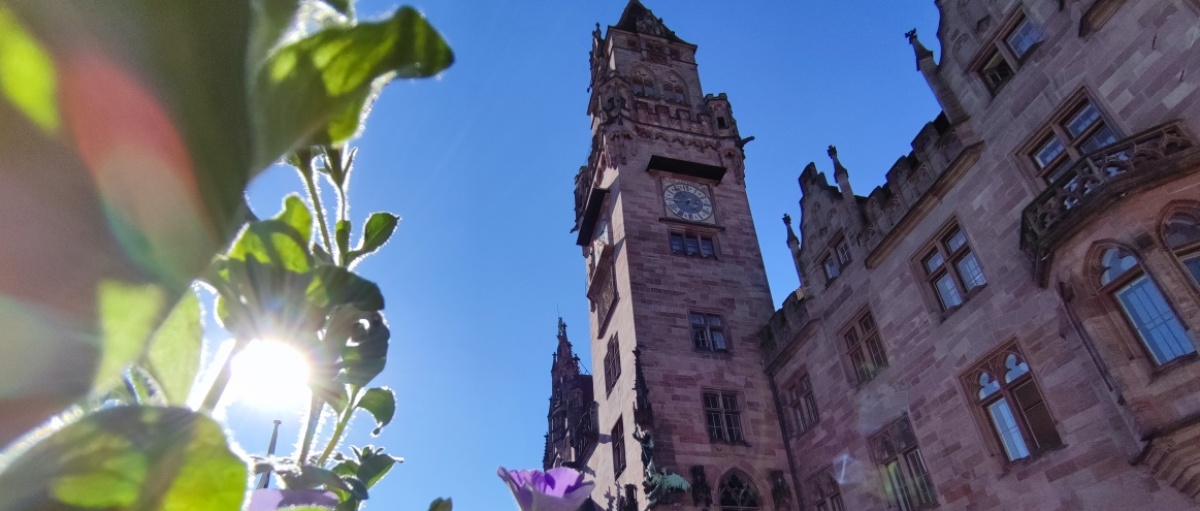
143;291;202;405
250;0;302;67
336;220;351;263
356;387;395;436
331;460;360;478
355;446;399;489
94;281;167;397
306;265;384;311
254;6;454;163
339;312;389;387
0;406;247;510
0;6;58;134
280;466;351;492
428;498;453;511
229;219;313;274
348;212;398;265
277;194;315;246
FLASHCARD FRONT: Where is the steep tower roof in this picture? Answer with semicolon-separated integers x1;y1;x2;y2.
612;0;689;44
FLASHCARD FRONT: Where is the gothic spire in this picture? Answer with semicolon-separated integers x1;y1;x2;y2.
783;214;799;244
906;29;934;68
613;0;688;44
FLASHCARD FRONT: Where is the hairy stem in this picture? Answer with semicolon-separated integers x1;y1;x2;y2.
301;164;335;256
199;337;252;413
298;394;322;465
317;386;361;466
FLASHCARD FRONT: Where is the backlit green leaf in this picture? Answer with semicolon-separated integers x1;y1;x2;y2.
356;387;395;436
143;291;203;405
255;6;454;164
348;212;398;265
0;6;57;134
306;265;383;311
0;407;247;511
277;194;315;246
94;281;167;397
428;498;453;511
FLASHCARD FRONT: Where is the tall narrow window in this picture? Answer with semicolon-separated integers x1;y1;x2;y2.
836;239;852;266
786;374;820;435
703;391;743;443
1163;211;1200;285
963;344;1061;462
870;416;937;511
805;469;844;511
1098;247;1196;365
690;312;728;352
1005;17;1041;58
604;336;621;395
717;472;760;511
843;310;887;384
612;418;626;476
920;224;986;311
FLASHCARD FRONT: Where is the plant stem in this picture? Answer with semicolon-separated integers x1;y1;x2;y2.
302;165;335;256
199;337;252;413
298;393;322;465
317;387;362;466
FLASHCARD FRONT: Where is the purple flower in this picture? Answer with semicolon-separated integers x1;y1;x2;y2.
246;489;339;511
498;466;595;511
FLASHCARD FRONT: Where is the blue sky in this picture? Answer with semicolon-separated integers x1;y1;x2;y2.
221;1;943;509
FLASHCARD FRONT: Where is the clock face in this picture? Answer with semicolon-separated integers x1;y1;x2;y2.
663;182;713;222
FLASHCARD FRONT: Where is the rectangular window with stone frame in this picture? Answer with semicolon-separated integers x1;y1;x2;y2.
961;342;1062;462
1023;92;1120;183
919;222;987;312
611;417;626;477
972;10;1043;95
702;390;743;443
869;415;937;511
842;309;887;384
604;335;621;395
670;231;717;259
690;311;728;352
786;374;819;436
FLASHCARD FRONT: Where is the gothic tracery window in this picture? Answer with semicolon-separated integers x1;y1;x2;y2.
869;415;937;511
718;472;760;511
632;68;656;97
1097;246;1195;365
664;73;688;104
963;344;1060;462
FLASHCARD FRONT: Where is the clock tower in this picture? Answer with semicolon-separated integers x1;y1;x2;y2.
571;1;794;509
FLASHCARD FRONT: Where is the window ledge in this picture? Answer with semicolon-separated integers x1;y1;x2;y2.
937;284;989;322
996;442;1069;476
1148;351;1200;381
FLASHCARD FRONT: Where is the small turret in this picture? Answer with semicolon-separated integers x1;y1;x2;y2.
906;29;968;125
784;214;804;285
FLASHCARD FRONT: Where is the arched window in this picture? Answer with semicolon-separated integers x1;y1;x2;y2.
664;74;688;104
1163;211;1200;285
631;68;656;97
964;346;1060;462
718;472;760;511
1097;246;1196;365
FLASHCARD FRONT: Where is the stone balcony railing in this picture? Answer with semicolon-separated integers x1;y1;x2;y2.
1021;121;1198;285
757;289;813;373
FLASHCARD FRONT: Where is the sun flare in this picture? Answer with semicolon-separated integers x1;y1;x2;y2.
227;339;312;408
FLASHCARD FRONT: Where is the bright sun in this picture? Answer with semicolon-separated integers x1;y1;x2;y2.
227;339;312;408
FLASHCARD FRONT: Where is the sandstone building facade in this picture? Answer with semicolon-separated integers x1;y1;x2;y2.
547;1;1200;510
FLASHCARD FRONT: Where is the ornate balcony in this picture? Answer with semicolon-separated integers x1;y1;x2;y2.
1021;121;1199;285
